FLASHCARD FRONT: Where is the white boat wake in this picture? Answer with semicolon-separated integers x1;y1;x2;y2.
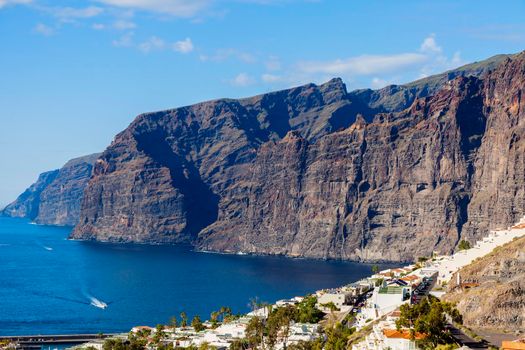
43;246;53;251
89;296;108;309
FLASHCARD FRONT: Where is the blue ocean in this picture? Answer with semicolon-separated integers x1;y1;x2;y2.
0;217;391;335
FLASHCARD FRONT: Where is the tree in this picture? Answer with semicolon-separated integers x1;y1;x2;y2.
180;311;188;327
294;296;324;323
324;322;354;350
458;240;471;251
371;265;379;274
153;324;166;343
192;315;206;332
396;297;462;348
266;305;295;349
245;316;265;349
169;316;178;328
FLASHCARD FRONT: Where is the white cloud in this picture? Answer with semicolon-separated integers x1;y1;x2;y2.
173;37;193;53
260;35;465;90
230;73;255;87
95;0;211;17
112;32;134;47
92;23;105;30
113;19;136;30
34;23;54;36
199;48;256;63
139;36;165;53
297;53;427;76
0;0;31;9
420;34;442;54
261;73;281;83
51;6;104;20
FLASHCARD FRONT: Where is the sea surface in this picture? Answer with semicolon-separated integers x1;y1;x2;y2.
0;217;394;336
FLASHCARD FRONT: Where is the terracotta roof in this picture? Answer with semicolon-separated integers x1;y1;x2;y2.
502;339;525;350
400;275;419;281
383;329;426;340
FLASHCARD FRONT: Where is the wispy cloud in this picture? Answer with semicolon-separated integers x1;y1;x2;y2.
138;36;165;52
0;0;31;9
200;48;256;63
173;38;194;53
297;53;427;76
95;0;211;17
113;19;136;30
48;6;104;22
258;35;464;89
230;73;255;86
34;23;54;36
115;34;195;54
112;32;134;47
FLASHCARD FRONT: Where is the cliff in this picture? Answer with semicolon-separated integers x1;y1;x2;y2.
2;170;59;219
444;235;525;332
2;153;100;226
70;51;525;262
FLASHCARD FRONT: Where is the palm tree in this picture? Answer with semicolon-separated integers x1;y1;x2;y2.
180;311;188;327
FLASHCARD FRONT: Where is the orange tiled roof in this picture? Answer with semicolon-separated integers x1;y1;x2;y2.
400;275;419;281
383;329;426;340
502;339;525;350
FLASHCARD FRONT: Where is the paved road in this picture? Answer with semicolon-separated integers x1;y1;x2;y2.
448;324;489;349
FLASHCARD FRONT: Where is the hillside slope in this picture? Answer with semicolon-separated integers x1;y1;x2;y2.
444;235;525;332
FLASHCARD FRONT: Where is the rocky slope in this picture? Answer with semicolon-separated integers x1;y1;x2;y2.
69;51;525;262
2;153;100;226
444;235;525;332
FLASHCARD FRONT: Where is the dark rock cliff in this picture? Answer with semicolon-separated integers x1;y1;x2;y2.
2;153;100;226
70;52;525;262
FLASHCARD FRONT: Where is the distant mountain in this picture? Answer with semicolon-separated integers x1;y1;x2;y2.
2;153;100;226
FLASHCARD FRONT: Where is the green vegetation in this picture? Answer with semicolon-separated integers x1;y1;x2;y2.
180;312;188;327
319;302;339;312
103;337;147;350
294;296;324;324
211;306;234;328
236;296;354;350
153;324;166;343
192;315;206;332
396;296;463;349
458;240;471;251
371;265;379;274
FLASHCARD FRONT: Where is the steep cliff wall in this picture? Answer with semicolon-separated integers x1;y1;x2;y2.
2;170;59;219
71;52;525;261
2;153;100;226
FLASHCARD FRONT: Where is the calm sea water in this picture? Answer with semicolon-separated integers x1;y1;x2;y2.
0;217;393;336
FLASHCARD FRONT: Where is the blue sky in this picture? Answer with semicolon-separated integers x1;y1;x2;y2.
1;0;525;206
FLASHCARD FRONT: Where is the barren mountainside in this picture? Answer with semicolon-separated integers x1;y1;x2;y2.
66;52;525;262
445;235;525;332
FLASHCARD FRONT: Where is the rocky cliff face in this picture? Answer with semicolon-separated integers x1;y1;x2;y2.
444;235;525;332
71;52;525;261
2;153;100;226
2;170;59;219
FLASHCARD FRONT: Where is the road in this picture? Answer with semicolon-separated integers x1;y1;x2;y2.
447;324;489;349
